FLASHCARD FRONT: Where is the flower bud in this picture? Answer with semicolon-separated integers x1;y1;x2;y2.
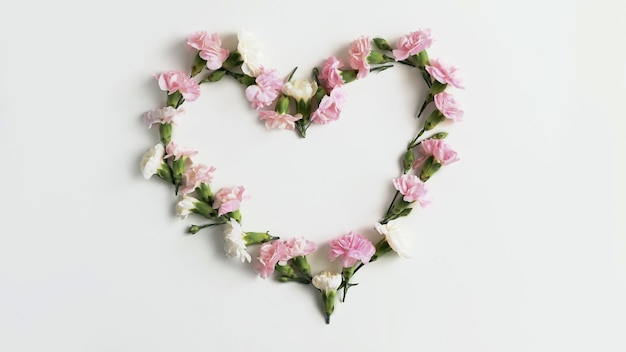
430;132;449;139
243;231;277;246
367;51;394;65
373;37;393;51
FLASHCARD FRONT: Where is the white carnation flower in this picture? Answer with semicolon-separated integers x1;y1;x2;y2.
282;79;318;102
140;143;165;180
237;30;265;77
223;218;251;263
375;219;413;258
176;196;198;220
312;270;342;293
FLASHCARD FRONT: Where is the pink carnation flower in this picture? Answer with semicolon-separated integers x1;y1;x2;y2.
284;237;317;259
392;174;432;207
186;31;230;70
259;111;302;130
328;232;375;268
425;59;464;89
319;56;345;91
143;106;184;128
244;68;284;110
434;92;464;121
154;71;201;102
213;186;247;216
254;240;288;279
310;86;348;124
164;141;198;161
179;163;216;196
414;139;460;169
392;29;433;61
349;36;371;79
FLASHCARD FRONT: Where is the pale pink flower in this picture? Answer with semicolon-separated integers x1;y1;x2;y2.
319;56;345;91
284;237;317;259
392;29;433;61
259;111;302;130
154;71;201;101
328;232;375;268
213;186;247;216
425;59;464;89
392;174;432;207
414;139;460;168
186;31;229;70
349;36;371;79
244;68;284;110
310;87;348;124
434;92;464;121
143;106;185;128
179;163;216;196
254;240;288;278
164;141;198;161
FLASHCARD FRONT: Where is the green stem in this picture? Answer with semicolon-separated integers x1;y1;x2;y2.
408;128;426;149
188;221;227;234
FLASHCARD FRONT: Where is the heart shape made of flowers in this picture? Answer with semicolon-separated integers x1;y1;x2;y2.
140;29;464;324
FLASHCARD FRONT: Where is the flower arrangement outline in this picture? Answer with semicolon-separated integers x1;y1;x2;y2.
140;29;464;324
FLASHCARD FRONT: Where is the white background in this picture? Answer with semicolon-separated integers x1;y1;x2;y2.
1;0;625;351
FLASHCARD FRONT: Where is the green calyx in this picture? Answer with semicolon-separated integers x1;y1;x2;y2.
373;37;393;51
425;110;446;130
221;51;243;70
159;123;172;146
191;53;207;77
243;231;277;246
419;155;442;182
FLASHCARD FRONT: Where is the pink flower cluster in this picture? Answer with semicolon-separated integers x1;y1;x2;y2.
186;31;230;70
164;141;198;161
392;174;431;207
259;111;302;130
434;92;464;121
143;106;184;128
154;71;201;102
254;237;317;278
245;68;284;110
414;139;459;169
180;163;216;196
212;186;248;216
319;56;345;91
392;29;433;61
310;87;348;124
349;36;371;79
328;232;375;268
425;58;464;89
